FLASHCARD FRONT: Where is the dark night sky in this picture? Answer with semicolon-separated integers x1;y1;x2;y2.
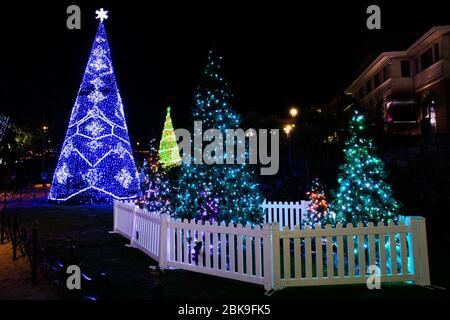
1;1;450;146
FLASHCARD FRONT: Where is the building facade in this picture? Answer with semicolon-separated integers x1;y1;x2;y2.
345;26;450;135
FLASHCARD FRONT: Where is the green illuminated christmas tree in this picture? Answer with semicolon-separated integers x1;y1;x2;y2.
331;109;400;226
173;50;264;225
158;106;182;169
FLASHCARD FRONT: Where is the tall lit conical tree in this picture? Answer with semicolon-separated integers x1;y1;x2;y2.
331;109;400;225
49;9;140;203
158;106;182;169
174;50;264;224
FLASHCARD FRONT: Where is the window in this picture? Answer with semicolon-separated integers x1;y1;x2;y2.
359;87;364;99
374;73;381;87
401;60;410;77
366;80;371;94
420;48;433;70
386;100;416;124
434;43;440;62
383;65;390;81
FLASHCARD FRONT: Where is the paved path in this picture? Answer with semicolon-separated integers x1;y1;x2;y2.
0;241;57;300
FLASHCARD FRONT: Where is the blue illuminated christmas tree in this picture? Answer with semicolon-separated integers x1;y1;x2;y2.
174;50;264;225
49;9;140;203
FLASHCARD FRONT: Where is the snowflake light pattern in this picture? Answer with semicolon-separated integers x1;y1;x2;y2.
83;169;101;186
115;168;133;188
85;120;105;137
56;163;71;184
88;90;107;104
88;140;103;151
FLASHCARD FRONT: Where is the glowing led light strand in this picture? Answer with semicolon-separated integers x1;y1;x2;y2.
158;106;182;169
136;139;172;214
303;178;333;228
174;50;264;225
49;10;140;203
331;109;400;225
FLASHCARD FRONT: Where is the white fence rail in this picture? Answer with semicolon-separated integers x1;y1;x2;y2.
113;201;430;290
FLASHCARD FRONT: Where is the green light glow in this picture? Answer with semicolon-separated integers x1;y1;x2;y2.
158;106;182;169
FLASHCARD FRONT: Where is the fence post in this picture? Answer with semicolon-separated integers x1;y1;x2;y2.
159;214;170;269
410;217;430;286
129;205;138;247
112;200;118;233
300;200;308;222
263;223;280;291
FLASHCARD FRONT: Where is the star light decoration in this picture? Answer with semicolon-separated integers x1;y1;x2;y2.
49;10;140;203
95;8;108;23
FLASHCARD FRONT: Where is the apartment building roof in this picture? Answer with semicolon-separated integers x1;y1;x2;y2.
345;26;450;94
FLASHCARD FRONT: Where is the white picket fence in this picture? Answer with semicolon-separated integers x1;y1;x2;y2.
112;200;430;290
262;200;309;230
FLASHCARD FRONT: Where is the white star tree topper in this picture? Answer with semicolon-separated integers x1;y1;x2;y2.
95;8;109;22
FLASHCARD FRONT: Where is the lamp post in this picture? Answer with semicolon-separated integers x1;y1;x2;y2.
136;141;140;165
285;106;299;165
283;124;293;164
42;125;48;172
41;125;49;187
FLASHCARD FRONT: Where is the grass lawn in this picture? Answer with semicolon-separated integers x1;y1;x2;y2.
1;197;449;300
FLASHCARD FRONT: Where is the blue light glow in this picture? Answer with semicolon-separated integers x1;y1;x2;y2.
49;18;140;203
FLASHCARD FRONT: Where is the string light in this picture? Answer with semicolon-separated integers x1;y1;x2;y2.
331;109;400;225
174;50;264;225
303;178;333;228
49;12;140;203
158;106;182;169
136;139;171;214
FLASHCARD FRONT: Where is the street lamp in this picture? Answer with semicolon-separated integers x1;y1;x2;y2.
289;107;299;118
41;125;49;186
136;142;140;164
283;124;293;136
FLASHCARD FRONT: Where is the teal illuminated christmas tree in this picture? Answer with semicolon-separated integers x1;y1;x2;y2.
174;50;264;224
331;109;400;225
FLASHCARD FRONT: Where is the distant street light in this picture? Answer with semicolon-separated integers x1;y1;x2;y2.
283;124;293;136
290;107;299;118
